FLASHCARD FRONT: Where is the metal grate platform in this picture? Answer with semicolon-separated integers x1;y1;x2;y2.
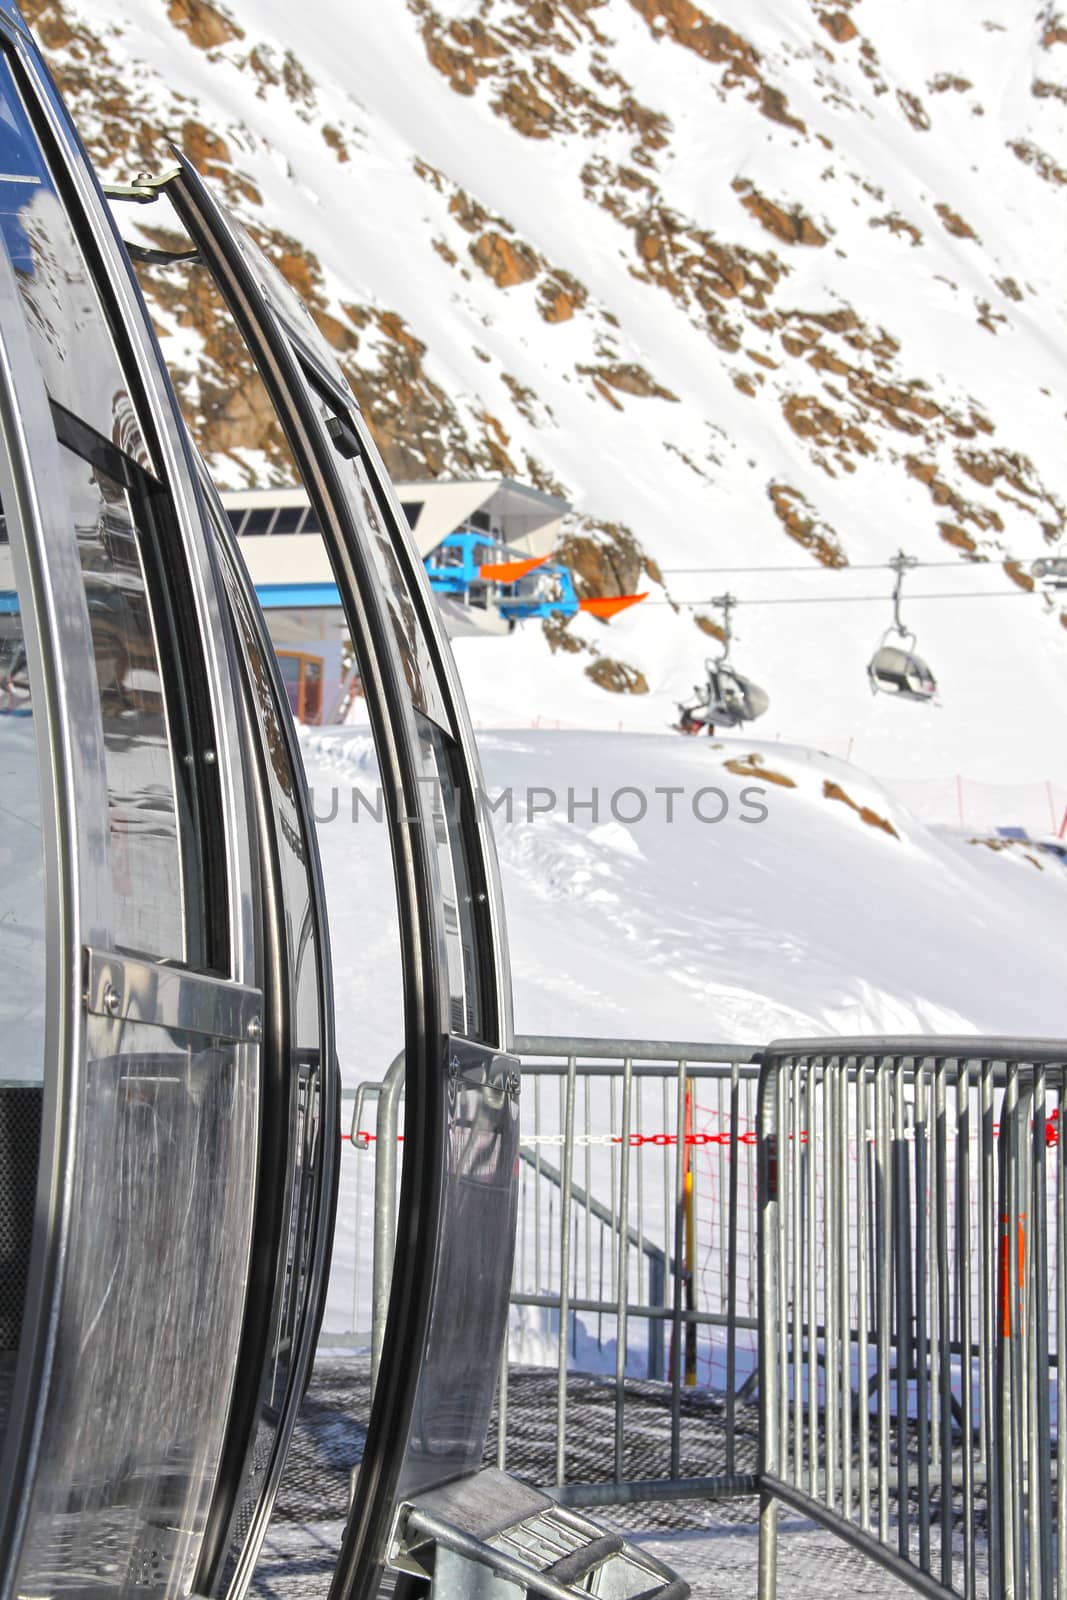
250;1357;931;1600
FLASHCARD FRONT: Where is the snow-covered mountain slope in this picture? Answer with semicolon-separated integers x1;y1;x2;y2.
22;0;1067;781
304;724;1067;1055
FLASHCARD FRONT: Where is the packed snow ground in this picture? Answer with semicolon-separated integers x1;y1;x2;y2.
305;720;1067;1070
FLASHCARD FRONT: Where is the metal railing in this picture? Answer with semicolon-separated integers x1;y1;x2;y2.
757;1038;1067;1599
344;1036;762;1501
506;1036;761;1499
335;1032;1067;1596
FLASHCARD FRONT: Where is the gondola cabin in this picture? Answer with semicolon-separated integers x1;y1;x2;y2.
0;9;684;1600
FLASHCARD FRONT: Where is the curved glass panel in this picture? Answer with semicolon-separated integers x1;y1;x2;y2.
0;54;210;965
14;1019;259;1600
0;57;147;465
0;510;45;1070
204;516;334;1591
0;506;46;1458
0;34;259;1600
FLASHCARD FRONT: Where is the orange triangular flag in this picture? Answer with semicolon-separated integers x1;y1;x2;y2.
478;555;550;583
578;592;648;620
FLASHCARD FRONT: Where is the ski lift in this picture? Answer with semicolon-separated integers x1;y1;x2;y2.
677;593;770;732
1031;555;1067;590
867;551;938;702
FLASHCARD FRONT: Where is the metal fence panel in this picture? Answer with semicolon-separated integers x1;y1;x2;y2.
757;1039;1067;1599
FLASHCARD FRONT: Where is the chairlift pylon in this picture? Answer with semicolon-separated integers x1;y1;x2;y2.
867;550;939;703
676;592;770;732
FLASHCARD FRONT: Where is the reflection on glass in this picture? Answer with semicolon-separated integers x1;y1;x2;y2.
0;507;46;1458
402;1041;518;1496
0;55;148;466
416;713;484;1041
0;55;197;962
61;443;185;960
350;454;452;732
15;1027;258;1600
210;553;328;1589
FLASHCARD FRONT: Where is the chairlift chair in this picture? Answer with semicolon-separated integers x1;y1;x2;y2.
867;551;939;704
1031;556;1067;590
867;633;938;702
676;593;770;732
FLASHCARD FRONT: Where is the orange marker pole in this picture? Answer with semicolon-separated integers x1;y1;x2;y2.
684;1083;697;1386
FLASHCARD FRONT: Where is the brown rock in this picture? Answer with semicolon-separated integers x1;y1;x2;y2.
725;755;796;787
585;658;649;694
540;288;575;322
781;393;874;456
818;10;857;43
897;89;931;131
181;118;230;175
311;308;359;353
1008;138;1067;186
767;483;848;566
469;231;541;287
870;212;924;246
734;180;827;246
627;0;760;78
579;362;679;400
823;780;899;838
322;124;350;163
937;522;977;553
934;202;978;240
166;0;243;49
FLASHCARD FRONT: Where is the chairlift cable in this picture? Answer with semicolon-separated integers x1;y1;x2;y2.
659;559;1022;576
639;590;1039;607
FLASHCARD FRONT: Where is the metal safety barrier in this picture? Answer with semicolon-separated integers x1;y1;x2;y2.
335;1032;1067;1596
505;1035;761;1502
345;1037;762;1504
757;1038;1067;1599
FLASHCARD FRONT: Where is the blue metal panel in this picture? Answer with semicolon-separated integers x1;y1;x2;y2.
254;581;342;610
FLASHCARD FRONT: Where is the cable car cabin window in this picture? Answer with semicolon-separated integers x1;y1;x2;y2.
0;58;218;964
315;417;494;1039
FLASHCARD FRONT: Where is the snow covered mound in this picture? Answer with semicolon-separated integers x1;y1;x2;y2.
303;724;1067;1062
22;0;1067;783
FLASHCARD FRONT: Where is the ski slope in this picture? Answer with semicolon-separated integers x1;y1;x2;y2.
305;721;1067;1075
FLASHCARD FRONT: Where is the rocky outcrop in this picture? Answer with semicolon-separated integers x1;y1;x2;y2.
470;230;540;287
585;658;649;694
1008;138;1067;186
823;781;899;839
768;484;848;565
578;362;679;402
818;11;858;44
166;0;243;50
934;202;978;240
734;179;828;246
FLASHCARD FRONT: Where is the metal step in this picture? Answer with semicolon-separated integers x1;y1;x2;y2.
390;1468;690;1600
